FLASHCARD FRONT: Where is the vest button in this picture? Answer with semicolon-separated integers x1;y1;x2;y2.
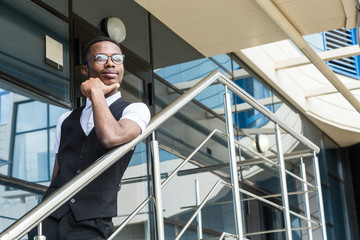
77;170;81;174
70;199;75;203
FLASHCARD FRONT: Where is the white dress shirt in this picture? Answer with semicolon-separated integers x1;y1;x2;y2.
54;91;150;153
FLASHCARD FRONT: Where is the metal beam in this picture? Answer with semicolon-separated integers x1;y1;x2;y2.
305;81;360;98
275;45;360;70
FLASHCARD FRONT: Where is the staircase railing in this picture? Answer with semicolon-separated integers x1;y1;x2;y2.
0;70;326;240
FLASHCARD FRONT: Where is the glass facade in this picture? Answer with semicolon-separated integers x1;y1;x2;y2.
73;0;151;63
318;137;351;240
0;89;9;124
11;101;66;182
0;0;70;103
0;1;357;239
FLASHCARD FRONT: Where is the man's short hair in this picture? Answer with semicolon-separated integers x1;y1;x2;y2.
82;36;120;64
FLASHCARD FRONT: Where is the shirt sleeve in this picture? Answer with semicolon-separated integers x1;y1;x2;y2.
121;103;151;134
54;111;72;154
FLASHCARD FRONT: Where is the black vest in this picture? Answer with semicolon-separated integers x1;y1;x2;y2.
44;97;134;221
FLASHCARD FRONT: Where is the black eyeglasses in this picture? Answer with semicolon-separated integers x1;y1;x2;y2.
86;53;125;65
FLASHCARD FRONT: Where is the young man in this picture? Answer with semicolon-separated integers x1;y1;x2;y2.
28;36;150;239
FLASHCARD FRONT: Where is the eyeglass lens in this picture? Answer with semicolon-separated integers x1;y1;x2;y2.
94;54;124;65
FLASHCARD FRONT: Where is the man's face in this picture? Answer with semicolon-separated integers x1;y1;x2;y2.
83;41;124;86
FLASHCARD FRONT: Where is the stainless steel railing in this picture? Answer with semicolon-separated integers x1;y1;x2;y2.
0;70;325;240
174;179;231;240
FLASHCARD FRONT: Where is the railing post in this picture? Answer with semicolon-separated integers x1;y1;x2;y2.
195;175;203;240
35;222;46;240
300;158;313;240
274;124;292;240
151;133;165;240
224;86;244;239
312;152;328;240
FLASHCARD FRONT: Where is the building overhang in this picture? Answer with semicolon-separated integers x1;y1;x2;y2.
135;0;357;57
136;0;360;147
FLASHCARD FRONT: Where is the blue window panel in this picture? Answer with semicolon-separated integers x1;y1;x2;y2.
323;28;360;79
0;0;70;101
12;130;49;182
195;84;226;110
329;176;350;239
15;101;47;133
12;100;67;182
0;89;10;124
211;54;233;72
155;56;228;85
128;142;147;166
234;77;276;129
49;104;68;127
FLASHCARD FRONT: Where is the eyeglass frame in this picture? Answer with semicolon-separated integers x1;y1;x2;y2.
85;53;125;65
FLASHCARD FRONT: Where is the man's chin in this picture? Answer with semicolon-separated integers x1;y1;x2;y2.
101;78;121;85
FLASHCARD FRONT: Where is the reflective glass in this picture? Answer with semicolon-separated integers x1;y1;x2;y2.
0;0;70;102
49;127;56;175
49;104;68;126
41;0;68;17
155;57;229;110
12;99;67;182
322;186;334;224
234;77;278;129
329;176;350;239
304;32;326;52
0;90;9;124
12;130;48;182
155;58;225;85
326;149;340;178
16;101;47;132
211;54;232;73
73;0;150;62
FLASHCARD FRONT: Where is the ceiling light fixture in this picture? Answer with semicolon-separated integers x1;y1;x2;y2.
103;17;126;44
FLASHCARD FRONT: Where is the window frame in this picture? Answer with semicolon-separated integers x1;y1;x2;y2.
9;100;59;183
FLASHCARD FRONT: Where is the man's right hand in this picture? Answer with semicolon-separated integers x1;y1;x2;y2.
80;77;120;99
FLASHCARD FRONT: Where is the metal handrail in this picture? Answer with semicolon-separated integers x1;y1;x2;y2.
219;232;238;239
174;180;233;240
0;174;47;195
0;70;221;240
237;187;319;225
244;225;321;237
108;196;153;240
236;140;317;189
216;75;320;153
0;70;320;240
161;128;223;188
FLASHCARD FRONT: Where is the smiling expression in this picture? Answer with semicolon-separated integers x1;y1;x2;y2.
81;41;124;86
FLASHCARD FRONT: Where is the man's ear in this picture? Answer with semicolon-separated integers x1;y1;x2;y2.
81;65;89;76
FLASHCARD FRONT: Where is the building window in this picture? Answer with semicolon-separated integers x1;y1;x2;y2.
319;146;351;239
234;77;280;129
0;89;10;124
323;28;360;79
11;101;66;182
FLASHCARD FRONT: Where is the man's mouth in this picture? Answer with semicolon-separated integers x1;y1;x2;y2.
102;70;119;78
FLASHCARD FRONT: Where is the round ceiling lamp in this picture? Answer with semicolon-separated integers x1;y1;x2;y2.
252;134;270;153
103;17;126;44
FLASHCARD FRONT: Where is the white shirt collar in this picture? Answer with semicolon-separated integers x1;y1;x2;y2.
84;91;121;109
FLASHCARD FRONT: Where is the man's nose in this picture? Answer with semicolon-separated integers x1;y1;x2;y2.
104;57;115;67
